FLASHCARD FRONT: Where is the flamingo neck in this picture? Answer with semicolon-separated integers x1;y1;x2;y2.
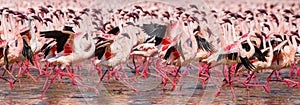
262;36;266;49
29;19;37;52
231;23;237;42
222;24;227;45
9;14;15;37
74;32;95;58
2;11;7;40
244;34;255;58
267;39;273;66
292;36;297;48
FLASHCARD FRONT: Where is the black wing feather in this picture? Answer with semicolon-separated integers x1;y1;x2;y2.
254;46;267;62
235;63;243;74
262;50;269;56
239;56;256;71
4;45;9;70
164;46;175;60
95;47;106;59
22;39;34;65
107;27;120;35
141;23;167;38
40;31;70;53
44;47;52;58
217;54;226;62
195;35;215;52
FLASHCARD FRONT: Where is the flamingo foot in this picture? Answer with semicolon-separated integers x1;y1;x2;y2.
215;88;221;97
0;77;15;88
41;72;58;99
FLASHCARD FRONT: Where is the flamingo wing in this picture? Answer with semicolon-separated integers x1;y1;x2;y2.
95;47;106;59
141;23;167;38
20;29;30;36
94;36;106;45
235;63;243;74
94;27;118;60
107;27;120;35
40;31;70;53
239;56;256;71
164;46;175;60
241;43;266;61
22;39;34;65
40;40;56;58
195;35;215;52
141;23;167;45
4;45;9;70
254;46;267;62
0;48;3;58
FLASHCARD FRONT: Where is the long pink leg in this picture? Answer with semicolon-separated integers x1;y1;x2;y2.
178;66;190;90
42;63;55;90
283;79;300;89
3;65;17;86
0;77;14;88
290;63;296;79
9;63;16;75
245;72;252;98
205;64;212;80
200;63;212;88
243;71;271;94
161;76;170;90
274;70;300;88
37;61;51;79
16;62;23;85
142;58;150;78
95;65;103;84
99;69;108;82
117;66;137;92
267;70;292;87
32;54;44;75
21;60;37;82
132;55;139;76
57;67;100;94
151;65;175;89
41;66;60;99
119;65;126;80
297;68;300;83
221;65;236;100
120;64;131;80
171;66;181;90
151;65;175;85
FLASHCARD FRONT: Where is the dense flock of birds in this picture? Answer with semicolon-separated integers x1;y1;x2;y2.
0;1;300;99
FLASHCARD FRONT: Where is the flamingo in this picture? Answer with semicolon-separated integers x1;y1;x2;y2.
39;25;98;98
141;19;199;90
236;34;287;92
128;21;173;79
0;24;35;87
93;20;152;92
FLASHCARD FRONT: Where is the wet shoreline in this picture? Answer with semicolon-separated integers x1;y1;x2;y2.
1;68;299;104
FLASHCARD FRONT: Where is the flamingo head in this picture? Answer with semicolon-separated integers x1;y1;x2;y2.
39;6;49;14
32;15;43;22
44;18;53;23
28;8;35;14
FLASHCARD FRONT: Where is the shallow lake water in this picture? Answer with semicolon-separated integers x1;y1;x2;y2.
0;65;300;105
